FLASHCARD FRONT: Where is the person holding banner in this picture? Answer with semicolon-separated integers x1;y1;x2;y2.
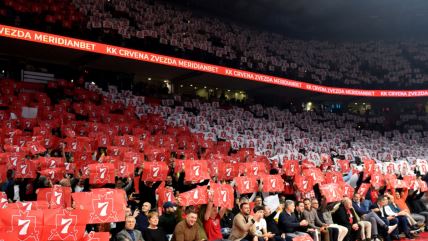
263;205;285;241
316;198;349;241
204;196;229;241
390;187;428;227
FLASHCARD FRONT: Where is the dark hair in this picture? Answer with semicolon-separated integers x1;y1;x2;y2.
253;205;264;213
377;195;386;203
239;202;249;210
296;201;304;206
303;198;311;203
185;206;197;215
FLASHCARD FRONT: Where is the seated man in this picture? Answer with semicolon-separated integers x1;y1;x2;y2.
353;193;396;241
250;205;275;241
370;195;413;241
229;202;255;241
332;198;363;241
303;198;330;241
317;198;349;241
172;206;201;241
391;188;427;227
278;200;309;239
264;205;285;241
116;215;144;241
384;193;420;230
383;193;418;236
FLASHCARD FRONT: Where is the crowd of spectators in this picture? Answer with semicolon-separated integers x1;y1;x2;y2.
2;0;428;89
0;77;428;241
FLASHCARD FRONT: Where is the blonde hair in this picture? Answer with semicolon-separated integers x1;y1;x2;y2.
147;211;159;220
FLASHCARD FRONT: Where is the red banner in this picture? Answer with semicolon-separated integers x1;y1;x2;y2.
234;176;258;194
295;175;314;193
39;168;65;183
116;162;135;178
183;160;210;182
357;183;371;197
324;171;343;184
340;182;355;197
178;185;208;206
319;183;344;203
293;234;314;241
157;186;175;208
37;186;72;209
262;175;285;193
2;24;428;98
0;192;8;209
37;157;65;169
71;189;126;224
211;183;234;209
141;161;169;182
336;160;350;173
81;232;110;241
41;208;89;241
363;159;375;179
0;208;44;241
88;163;115;185
243;162;268;177
370;172;385;189
15;160;37;179
217;162;239;181
8;201;50;211
283;160;300;176
403;176;416;189
303;168;325;183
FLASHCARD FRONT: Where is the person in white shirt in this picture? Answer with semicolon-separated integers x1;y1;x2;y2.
251;206;274;241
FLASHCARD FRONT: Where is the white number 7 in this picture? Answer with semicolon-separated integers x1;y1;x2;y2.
221;190;227;202
98;202;109;217
18;219;30;235
153;167;160;177
99;167;107;179
193;166;200;176
244;180;250;190
270;179;276;188
21;165;28;174
60;218;72;234
54;191;63;205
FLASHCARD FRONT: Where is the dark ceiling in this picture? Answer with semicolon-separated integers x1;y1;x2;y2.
170;0;428;40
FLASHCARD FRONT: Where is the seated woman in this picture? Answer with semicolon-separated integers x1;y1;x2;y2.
143;211;168;241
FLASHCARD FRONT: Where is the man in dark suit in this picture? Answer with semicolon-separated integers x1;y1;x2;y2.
370;195;411;241
332;198;360;241
116;215;144;241
278;200;309;239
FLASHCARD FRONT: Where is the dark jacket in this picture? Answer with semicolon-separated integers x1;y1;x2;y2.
332;204;359;230
352;201;369;216
265;211;280;235
278;211;301;234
